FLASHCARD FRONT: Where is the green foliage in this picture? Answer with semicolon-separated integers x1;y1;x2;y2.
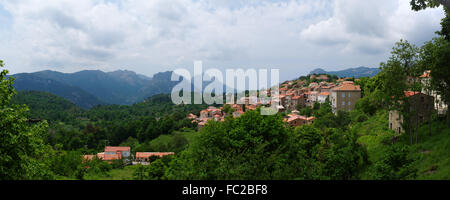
299;106;313;117
379;40;419;109
355;91;383;116
378;39;424;144
353;109;450;180
412;121;450;179
316;128;367;179
164;110;366;180
134;129;193;153
166;110;292;180
12;91;83;122
293;125;323;158
367;144;417;180
49;150;84;178
0;61;54;180
350;109;369;123
222;104;234;116
410;0;449;11
420;37;450;108
440;8;450;40
132;156;173;180
313;109;350;130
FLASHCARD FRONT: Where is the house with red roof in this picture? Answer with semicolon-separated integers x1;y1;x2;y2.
283;114;316;127
318;92;330;104
97;146;131;162
330;83;361;114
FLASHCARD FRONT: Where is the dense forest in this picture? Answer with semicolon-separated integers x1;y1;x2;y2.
1;1;449;180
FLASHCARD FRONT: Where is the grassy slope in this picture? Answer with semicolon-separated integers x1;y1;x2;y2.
408;122;450;179
150;128;198;145
353;110;394;164
84;165;137;180
354;110;450;179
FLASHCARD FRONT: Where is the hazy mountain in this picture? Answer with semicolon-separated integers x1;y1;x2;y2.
11;70;181;107
12;73;105;109
309;66;381;78
11;68;271;108
29;70;152;105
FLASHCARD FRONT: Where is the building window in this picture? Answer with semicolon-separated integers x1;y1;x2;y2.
348;101;351;106
342;102;345;106
342;93;345;98
348;92;351;98
390;123;392;129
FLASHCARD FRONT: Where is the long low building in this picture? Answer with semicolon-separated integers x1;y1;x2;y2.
84;147;175;164
84;146;131;162
135;152;175;162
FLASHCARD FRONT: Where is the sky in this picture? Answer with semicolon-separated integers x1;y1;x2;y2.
0;0;445;81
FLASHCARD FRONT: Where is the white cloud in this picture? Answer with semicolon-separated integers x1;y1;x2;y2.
0;0;445;81
300;0;444;57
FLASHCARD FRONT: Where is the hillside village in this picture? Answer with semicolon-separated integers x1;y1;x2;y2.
186;70;447;134
188;74;363;130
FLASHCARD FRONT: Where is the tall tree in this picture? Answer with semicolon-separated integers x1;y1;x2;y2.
379;40;420;144
0;60;54;180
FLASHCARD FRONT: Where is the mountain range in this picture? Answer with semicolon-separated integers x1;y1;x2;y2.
10;66;380;109
309;66;380;78
11;70;180;109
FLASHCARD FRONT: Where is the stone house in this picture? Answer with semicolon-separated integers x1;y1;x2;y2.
389;91;434;134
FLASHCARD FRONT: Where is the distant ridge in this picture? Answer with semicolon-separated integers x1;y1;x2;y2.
12;73;105;109
11;70;180;108
309;66;380;78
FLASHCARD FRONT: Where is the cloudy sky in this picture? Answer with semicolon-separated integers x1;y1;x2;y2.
0;0;445;81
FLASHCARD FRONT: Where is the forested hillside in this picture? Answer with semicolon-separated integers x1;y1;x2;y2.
12;91;83;122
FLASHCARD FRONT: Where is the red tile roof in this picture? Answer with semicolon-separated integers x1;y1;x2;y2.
105;146;130;152
97;152;121;161
319;92;330;96
136;152;175;159
331;84;361;91
404;91;421;97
